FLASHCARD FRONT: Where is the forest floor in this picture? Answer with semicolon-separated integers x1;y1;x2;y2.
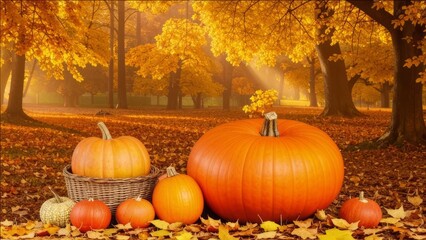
0;104;425;239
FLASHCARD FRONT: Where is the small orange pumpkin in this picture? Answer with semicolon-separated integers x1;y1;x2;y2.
69;198;111;232
152;167;204;224
71;122;150;178
115;196;155;228
339;191;382;228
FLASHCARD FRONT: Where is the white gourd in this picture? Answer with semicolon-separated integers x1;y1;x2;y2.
39;187;75;227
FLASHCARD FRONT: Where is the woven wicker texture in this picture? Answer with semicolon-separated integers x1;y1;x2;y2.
63;165;162;215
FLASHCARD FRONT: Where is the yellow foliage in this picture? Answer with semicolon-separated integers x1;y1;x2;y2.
242;89;278;117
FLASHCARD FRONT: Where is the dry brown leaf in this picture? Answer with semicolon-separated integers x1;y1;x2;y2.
291;227;317;239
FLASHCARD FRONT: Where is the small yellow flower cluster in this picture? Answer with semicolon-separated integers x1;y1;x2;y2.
242;89;278;117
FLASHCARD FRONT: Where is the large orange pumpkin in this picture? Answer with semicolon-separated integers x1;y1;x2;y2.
71;122;150;178
187;112;344;223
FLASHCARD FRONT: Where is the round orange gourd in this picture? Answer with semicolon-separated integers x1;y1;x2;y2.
115;196;155;228
152;167;204;224
187;112;344;223
339;191;382;228
69;198;111;232
71;122;150;178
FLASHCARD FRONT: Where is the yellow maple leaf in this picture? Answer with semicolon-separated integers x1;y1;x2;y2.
150;219;170;230
332;218;359;231
218;225;238;240
385;206;406;219
150;229;171;237
175;230;193;240
318;228;355;240
260;221;280;232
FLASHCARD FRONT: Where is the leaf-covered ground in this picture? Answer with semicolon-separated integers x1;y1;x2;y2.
1;105;425;239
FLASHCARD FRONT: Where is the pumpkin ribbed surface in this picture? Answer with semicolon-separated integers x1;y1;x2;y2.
152;167;204;224
71;122;150;178
339;192;382;228
187;118;344;223
40;197;75;227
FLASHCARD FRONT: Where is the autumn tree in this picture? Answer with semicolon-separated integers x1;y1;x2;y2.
127;17;219;109
346;0;426;144
1;0;107;121
192;1;360;116
0;46;13;105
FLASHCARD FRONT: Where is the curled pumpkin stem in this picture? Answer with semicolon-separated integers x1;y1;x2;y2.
260;112;280;137
97;122;112;140
48;187;63;203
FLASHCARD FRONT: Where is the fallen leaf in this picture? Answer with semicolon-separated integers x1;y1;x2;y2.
380;217;400;224
150;229;171;237
218;225;238;240
115;223;132;230
294;218;313;228
408;195;423;207
332;218;359;230
169;222;184;231
316;210;328;221
87;230;104;239
260;221;280;232
256;231;277;239
291;227;317;239
175;230;193;240
115;234;130;240
385;206;406;219
318;228;355;240
150;219;169;230
1;219;13;227
364;234;384;240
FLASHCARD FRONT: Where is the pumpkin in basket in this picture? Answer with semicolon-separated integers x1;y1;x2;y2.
70;198;111;232
39;187;75;227
152;167;204;224
116;196;155;228
187;112;344;223
71;122;150;178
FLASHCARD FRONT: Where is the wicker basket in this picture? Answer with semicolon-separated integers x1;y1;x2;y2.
63;165;162;215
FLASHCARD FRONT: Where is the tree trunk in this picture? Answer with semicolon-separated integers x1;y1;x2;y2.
4;48;30;119
108;0;115;108
292;86;300;100
63;69;77;108
1;47;13;105
347;0;425;145
136;12;142;45
379;23;425;144
222;57;233;110
308;57;318;107
315;2;361;117
192;93;203;109
117;0;127;109
23;59;37;97
380;82;391;108
167;62;181;110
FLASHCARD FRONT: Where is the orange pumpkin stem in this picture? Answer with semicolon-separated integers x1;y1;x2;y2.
260;112;280;137
359;191;368;203
97;122;112;140
166;167;179;178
